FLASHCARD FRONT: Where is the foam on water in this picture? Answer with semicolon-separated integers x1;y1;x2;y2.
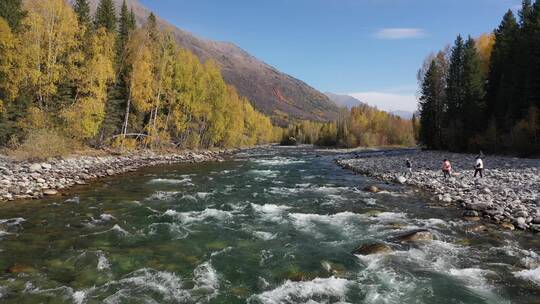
146;191;181;201
196;192;212;199
148;178;193;185
97;252;111;271
147;222;190;239
514;267;540;286
253;231;277;240
164;208;233;225
0;217;26;226
251;203;292;223
248;277;351;304
289;212;360;238
193;261;220;300
249;170;279;178
253;157;306;166
101;268;191;303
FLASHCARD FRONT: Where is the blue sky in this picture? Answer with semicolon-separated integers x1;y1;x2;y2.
139;0;521;112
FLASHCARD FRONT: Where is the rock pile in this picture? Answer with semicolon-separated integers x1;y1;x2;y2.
337;150;540;232
0;150;228;202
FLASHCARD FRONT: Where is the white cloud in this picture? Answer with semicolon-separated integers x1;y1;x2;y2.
374;28;427;40
347;91;417;112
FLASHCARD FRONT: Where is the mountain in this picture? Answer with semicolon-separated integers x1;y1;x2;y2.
87;0;339;126
324;92;364;109
390;110;414;120
326;92;414;120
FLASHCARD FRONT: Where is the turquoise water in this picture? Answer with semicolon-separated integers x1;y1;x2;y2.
0;146;538;303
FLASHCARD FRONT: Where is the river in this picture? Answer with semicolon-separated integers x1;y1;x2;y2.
0;146;538;303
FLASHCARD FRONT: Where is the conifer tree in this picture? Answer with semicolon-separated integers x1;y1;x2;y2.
419;60;445;149
486;10;519;128
94;0;117;32
461;36;486;145
0;0;26;31
118;0;132;53
129;9;137;29
74;0;91;27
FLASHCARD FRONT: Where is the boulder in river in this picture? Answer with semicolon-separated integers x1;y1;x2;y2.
396;176;407;184
352;243;393;255
394;229;434;242
6;264;36;273
364;185;379;193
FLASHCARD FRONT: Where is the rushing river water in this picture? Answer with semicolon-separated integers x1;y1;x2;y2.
0;146;539;303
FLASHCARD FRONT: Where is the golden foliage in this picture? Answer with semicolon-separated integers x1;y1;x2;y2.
476;33;495;75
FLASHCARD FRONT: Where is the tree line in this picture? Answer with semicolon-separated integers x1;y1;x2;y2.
418;0;540;155
281;104;415;148
0;0;278;159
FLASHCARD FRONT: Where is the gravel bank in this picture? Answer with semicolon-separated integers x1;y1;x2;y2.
337;150;540;232
0;150;229;202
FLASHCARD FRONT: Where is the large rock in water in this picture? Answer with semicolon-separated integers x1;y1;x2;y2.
394;229;434;242
396;176;407;184
352;243;393;255
364;185;379;193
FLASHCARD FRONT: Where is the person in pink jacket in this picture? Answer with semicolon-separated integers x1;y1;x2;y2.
442;159;452;178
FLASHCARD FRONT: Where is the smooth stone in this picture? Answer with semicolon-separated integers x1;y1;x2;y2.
463;216;481;222
6;264;36;273
396;176;407;184
465;225;487;232
500;222;515;231
364;186;379;193
352;243;393;255
29;163;42;172
394;229;434;242
43;189;59;196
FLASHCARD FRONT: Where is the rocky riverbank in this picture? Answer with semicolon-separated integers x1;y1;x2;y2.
337;150;540;232
0;150;229;202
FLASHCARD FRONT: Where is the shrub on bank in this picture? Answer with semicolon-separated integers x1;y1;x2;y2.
8;129;73;161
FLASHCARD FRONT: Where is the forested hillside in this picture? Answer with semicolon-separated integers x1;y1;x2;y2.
87;0;340;126
418;0;540;155
0;0;279;159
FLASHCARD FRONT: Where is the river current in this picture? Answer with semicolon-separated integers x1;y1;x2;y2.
0;146;538;303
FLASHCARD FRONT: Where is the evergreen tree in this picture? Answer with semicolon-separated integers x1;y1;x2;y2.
94;0;117;32
444;35;466;150
146;12;158;41
0;0;26;31
74;0;91;27
419;60;445;149
118;1;132;53
129;9;137;29
486;10;519;128
461;36;486;147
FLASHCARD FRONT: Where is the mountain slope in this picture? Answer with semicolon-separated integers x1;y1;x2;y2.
87;0;339;125
324;92;364;109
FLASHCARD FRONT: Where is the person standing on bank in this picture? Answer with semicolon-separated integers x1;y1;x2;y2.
442;159;452;179
474;156;484;178
405;159;413;177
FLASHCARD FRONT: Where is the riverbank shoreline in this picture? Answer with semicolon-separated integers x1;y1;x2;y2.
0;149;234;202
336;149;540;232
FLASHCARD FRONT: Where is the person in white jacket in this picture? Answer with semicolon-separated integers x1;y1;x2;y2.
474;156;484;178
